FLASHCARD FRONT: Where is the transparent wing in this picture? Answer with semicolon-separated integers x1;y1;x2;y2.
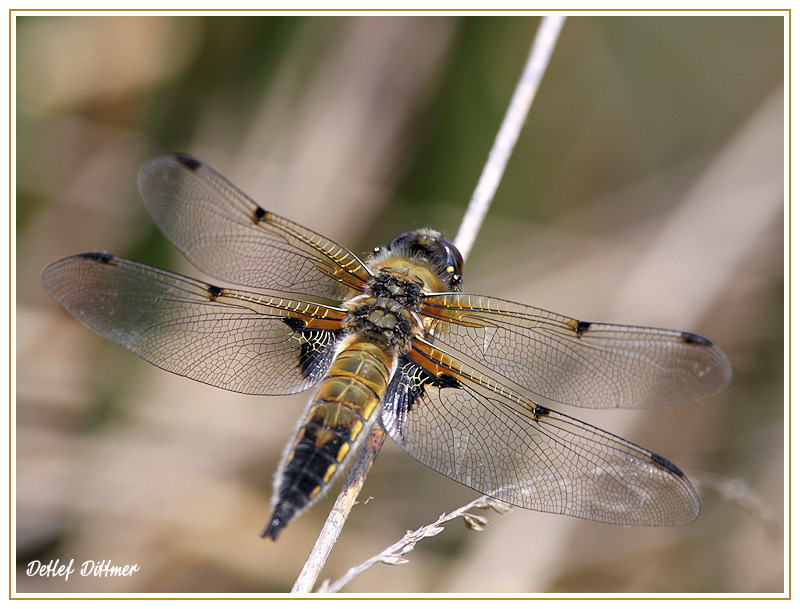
381;345;700;526
41;252;345;395
138;154;372;300
421;293;733;409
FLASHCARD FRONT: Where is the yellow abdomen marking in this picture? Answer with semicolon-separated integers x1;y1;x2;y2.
272;334;397;526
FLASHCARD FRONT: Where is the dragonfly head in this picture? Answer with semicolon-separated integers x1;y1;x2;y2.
370;229;463;292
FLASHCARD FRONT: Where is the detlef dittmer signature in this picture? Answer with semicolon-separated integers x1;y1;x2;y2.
26;559;139;581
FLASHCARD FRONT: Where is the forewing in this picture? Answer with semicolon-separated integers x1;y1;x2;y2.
41;253;345;395
421;293;733;409
381;345;700;526
138;154;372;300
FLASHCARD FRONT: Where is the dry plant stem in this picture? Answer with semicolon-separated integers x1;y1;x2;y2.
317;496;512;593
290;16;566;594
454;14;565;260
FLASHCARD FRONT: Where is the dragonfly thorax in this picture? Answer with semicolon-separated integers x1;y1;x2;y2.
342;271;425;351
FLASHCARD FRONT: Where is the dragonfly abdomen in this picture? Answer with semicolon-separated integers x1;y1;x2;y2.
263;335;396;540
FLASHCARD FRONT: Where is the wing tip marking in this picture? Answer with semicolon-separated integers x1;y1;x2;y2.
680;331;713;347
173;153;202;171
650;451;687;478
80;251;114;264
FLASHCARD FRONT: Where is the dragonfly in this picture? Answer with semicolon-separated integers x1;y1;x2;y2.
42;154;733;540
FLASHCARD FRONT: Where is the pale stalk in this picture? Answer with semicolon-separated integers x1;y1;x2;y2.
454;15;565;261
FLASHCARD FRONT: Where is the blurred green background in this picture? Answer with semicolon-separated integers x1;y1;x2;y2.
16;15;784;594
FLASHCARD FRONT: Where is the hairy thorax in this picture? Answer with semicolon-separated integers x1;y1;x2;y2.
342;270;428;352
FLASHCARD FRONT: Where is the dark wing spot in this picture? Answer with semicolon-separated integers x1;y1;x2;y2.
253;205;268;223
282;317;305;332
281;317;341;380
575;320;592;334
651;452;686;477
386;357;462;416
532;404;550;418
207;284;223;299
436;373;461;389
81;251;114;264
681;331;712;346
174;154;201;171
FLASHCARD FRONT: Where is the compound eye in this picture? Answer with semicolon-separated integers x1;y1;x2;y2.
440;239;464;277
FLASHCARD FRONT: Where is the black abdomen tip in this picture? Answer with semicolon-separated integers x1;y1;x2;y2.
262;501;296;541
